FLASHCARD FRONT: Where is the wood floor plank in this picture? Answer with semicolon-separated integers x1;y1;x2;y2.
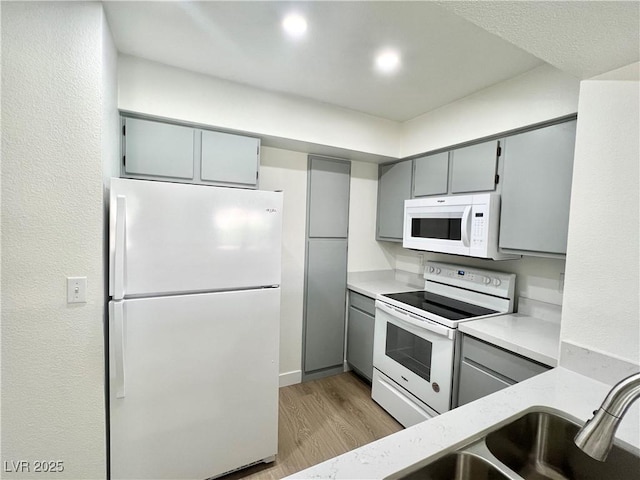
219;372;403;480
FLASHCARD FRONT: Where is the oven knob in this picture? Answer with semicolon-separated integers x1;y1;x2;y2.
483;277;491;285
428;266;435;273
493;278;502;286
435;268;441;274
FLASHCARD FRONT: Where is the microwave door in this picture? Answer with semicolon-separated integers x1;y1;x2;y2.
403;205;470;255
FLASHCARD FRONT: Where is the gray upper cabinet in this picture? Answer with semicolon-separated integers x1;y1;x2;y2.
377;160;412;241
307;157;351;238
123;117;195;180
121;115;260;188
450;140;500;193
499;120;576;256
413;152;449;197
201;130;259;187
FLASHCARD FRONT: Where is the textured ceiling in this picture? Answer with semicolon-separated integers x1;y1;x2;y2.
104;1;639;122
437;1;640;80
103;1;543;122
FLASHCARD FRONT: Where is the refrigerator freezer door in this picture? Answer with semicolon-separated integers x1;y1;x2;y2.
109;178;283;298
109;288;280;480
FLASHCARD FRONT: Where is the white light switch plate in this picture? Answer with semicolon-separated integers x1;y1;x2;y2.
67;277;87;304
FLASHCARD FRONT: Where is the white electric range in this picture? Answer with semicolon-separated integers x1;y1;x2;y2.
372;261;516;427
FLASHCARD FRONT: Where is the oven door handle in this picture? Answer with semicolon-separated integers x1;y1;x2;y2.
376;301;454;340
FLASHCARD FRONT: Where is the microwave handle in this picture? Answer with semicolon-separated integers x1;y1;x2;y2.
461;205;472;247
376;301;454;339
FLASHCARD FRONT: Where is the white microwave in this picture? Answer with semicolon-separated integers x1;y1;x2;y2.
403;193;518;260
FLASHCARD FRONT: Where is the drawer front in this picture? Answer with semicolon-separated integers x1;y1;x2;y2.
349;290;375;316
462;335;549;383
457;361;511;407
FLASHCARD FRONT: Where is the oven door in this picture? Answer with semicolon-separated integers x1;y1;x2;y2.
403;201;472;255
374;300;455;414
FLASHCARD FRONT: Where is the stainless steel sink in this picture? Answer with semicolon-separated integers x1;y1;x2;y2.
392;452;510;480
386;409;640;480
485;411;640;480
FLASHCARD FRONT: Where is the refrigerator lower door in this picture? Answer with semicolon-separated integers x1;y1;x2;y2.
108;288;280;480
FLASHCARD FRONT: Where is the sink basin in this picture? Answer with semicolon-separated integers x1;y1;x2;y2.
391;452;509;480
485;411;640;480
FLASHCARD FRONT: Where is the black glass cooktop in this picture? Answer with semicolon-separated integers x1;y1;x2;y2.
382;290;498;321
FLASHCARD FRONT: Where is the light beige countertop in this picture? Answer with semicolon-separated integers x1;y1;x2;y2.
459;297;562;367
347;269;424;298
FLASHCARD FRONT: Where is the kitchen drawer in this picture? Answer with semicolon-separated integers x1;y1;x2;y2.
349;290;375;316
457;361;511;406
461;335;549;384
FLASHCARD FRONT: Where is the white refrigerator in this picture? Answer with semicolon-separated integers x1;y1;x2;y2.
108;178;283;480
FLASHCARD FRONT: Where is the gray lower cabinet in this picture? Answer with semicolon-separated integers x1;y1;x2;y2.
377;160;412;241
121;116;260;188
303;156;350;381
450;140;500;194
413;152;449;197
499;120;577;256
346;291;376;381
456;334;550;407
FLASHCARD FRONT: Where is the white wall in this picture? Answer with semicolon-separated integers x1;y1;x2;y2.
1;2;115;478
560;63;640;368
347;161;394;273
401;64;580;157
258;147;307;385
118;55;401;159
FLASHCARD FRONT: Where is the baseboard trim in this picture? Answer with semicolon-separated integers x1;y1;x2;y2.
279;370;302;388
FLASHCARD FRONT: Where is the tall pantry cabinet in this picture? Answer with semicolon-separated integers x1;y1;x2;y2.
303;156;351;381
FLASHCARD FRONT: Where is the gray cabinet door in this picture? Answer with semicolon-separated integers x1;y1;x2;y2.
377;160;412;241
499;120;576;255
346;292;376;381
450;140;499;193
307;157;351;238
413;152;449;197
123;117;195;179
200;130;259;187
304;239;348;373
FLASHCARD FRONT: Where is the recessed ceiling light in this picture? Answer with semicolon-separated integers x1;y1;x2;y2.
282;13;307;38
375;50;401;74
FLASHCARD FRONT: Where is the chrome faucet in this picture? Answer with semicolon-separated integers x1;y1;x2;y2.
574;371;640;461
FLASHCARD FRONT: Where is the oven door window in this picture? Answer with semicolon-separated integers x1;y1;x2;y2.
385;323;433;382
411;217;462;241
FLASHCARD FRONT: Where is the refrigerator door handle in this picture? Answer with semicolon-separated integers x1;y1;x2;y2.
113;301;126;399
114;195;126;300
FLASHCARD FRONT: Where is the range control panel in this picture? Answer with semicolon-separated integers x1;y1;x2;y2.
424;261;515;299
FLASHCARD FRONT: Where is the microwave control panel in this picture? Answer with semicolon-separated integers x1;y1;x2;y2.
471;210;487;246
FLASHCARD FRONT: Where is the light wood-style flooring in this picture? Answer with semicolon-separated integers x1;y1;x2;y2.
220;372;403;480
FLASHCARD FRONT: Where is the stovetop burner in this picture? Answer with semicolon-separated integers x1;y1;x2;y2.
381;290;498;321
